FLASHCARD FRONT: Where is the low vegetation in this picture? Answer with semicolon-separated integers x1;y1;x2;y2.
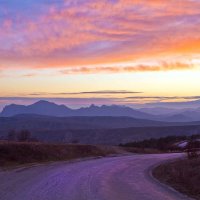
7;129;38;142
153;158;200;200
0;141;119;168
120;135;200;152
123;147;162;154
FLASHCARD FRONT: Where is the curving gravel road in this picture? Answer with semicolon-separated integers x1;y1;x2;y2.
0;153;192;200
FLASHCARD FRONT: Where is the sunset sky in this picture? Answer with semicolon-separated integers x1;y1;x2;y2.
0;0;200;109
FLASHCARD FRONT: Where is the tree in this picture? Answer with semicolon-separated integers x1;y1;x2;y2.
17;130;31;142
7;130;16;141
186;139;199;159
71;139;79;144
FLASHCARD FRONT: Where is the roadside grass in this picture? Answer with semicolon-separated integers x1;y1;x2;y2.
0;141;119;168
0;141;171;169
124;147;163;154
120;135;194;152
152;157;200;200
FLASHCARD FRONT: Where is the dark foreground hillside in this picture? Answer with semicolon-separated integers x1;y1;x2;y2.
0;114;188;131
1;115;200;145
26;125;200;145
2;125;200;145
0;142;121;168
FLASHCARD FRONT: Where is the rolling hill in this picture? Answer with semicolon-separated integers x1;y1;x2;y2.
1;114;200;145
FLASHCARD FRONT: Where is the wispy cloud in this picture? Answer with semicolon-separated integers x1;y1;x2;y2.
56;90;140;95
126;96;200;101
0;0;199;71
22;73;38;77
1;95;200;104
60;62;193;74
28;90;142;96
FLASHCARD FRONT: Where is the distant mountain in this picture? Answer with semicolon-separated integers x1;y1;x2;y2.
138;107;200;122
137;107;181;115
143;99;200;109
182;109;200;117
158;108;200;122
1;100;74;117
177;109;200;121
1;100;200;122
75;104;154;118
160;114;193;122
0;100;155;119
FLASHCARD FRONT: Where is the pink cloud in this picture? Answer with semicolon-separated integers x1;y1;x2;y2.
0;0;199;70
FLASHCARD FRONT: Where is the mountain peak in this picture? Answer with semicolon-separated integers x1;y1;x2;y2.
32;100;54;106
89;104;98;108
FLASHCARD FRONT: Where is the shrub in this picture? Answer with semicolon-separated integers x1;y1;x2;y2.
186;139;200;159
17;130;31;142
7;130;17;141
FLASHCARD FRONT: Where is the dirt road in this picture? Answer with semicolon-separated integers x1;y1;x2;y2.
0;154;192;200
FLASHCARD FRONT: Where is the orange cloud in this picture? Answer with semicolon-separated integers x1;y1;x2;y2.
0;0;199;71
60;62;193;74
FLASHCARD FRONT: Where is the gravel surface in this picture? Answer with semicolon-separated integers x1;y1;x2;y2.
0;153;192;200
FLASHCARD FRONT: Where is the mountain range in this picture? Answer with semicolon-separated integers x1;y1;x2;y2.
0;100;154;119
143;99;200;109
1;100;200;145
1;100;200;122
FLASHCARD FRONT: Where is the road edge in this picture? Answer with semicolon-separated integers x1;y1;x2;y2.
0;153;131;172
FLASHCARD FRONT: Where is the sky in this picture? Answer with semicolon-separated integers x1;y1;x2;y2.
0;0;200;109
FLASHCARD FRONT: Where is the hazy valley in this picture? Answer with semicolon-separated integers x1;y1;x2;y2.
1;101;200;145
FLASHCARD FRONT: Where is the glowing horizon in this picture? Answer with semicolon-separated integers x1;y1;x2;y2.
0;0;200;107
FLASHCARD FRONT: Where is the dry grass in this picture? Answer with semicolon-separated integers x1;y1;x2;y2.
0;141;169;169
153;157;200;200
0;141;118;168
124;147;163;154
